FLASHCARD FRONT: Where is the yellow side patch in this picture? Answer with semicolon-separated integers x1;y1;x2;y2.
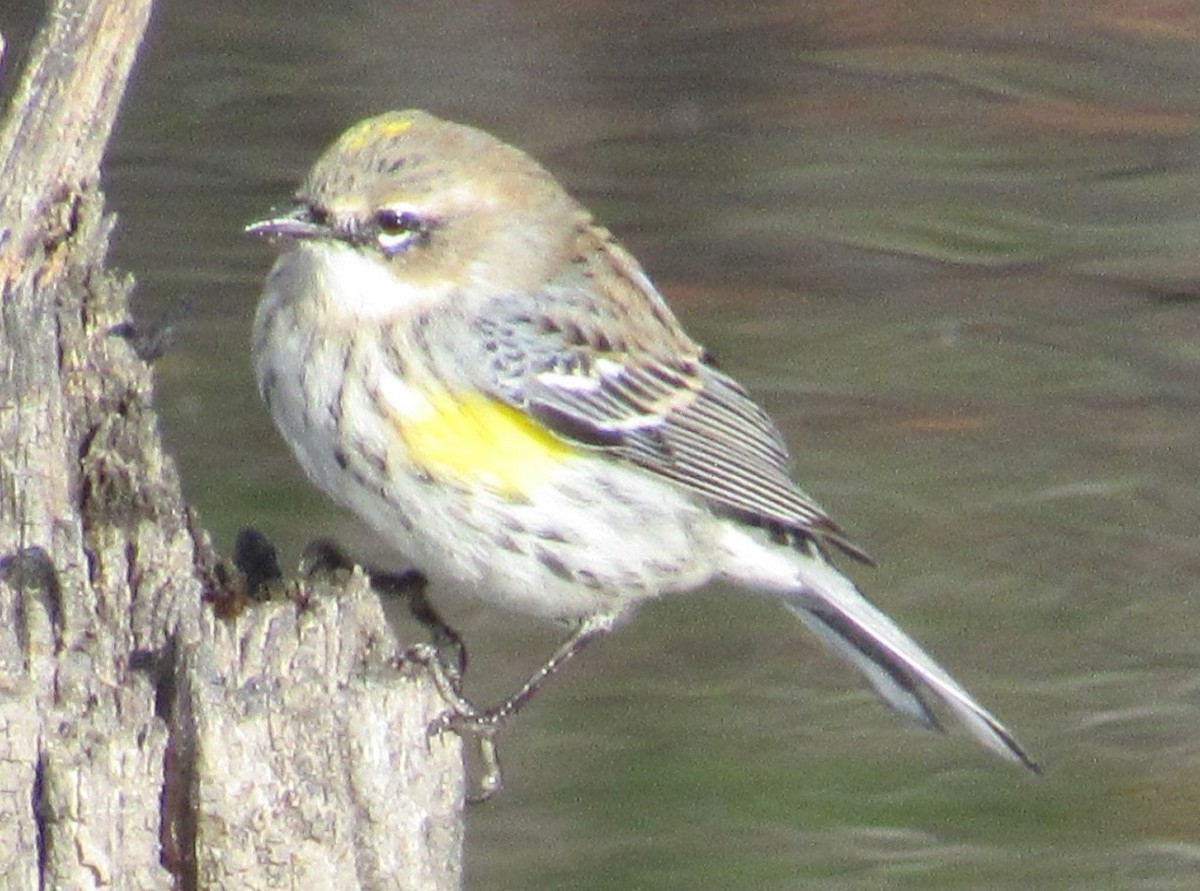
395;391;573;495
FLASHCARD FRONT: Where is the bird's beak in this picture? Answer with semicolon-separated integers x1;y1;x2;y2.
244;205;328;240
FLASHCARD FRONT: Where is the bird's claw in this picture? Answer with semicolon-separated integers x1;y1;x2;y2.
401;645;508;803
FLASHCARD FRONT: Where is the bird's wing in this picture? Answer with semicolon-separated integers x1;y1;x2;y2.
465;261;867;561
463;249;1036;771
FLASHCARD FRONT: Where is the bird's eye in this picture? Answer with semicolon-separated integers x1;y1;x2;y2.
375;208;421;235
374;208;427;255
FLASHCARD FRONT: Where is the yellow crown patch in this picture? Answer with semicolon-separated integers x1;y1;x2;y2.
337;111;420;152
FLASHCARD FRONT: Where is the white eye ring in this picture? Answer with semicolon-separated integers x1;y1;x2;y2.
377;228;421;254
374;206;428;255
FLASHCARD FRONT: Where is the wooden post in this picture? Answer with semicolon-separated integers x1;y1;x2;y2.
0;2;464;888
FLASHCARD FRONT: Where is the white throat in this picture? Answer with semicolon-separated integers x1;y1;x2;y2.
299;240;452;323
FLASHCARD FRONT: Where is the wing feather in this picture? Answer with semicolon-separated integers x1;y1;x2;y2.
468;268;867;561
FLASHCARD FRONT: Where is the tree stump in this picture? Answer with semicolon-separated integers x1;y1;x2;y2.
0;2;465;888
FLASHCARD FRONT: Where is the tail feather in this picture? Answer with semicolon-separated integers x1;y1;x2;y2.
784;551;1039;772
793;606;943;732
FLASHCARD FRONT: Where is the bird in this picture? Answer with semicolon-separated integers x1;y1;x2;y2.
246;109;1037;795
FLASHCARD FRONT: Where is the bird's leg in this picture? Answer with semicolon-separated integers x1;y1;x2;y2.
368;566;467;688
449;611;617;728
301;538;468;686
424;612;619;802
298;541;504;801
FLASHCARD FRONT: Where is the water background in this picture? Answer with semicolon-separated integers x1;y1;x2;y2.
8;1;1200;887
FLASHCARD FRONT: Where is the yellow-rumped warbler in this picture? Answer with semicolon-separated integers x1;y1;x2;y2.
247;110;1036;784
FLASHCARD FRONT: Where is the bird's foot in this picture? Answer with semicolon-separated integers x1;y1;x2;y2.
401;644;508;803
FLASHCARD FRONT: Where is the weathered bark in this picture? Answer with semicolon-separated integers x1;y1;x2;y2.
0;2;464;889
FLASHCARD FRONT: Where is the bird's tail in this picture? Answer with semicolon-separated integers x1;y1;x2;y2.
719;525;1037;771
782;549;1038;771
